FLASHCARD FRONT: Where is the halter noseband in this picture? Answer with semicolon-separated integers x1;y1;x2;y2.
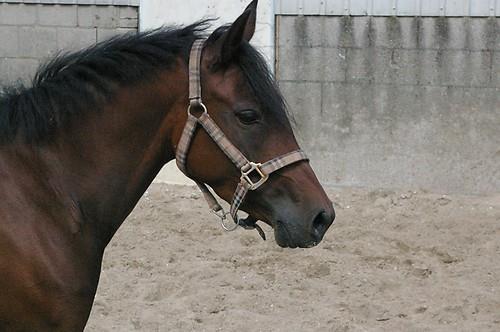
175;39;308;239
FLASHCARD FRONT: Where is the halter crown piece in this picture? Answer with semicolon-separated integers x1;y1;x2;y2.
175;39;309;240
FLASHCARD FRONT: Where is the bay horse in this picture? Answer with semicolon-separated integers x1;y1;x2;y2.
0;1;334;330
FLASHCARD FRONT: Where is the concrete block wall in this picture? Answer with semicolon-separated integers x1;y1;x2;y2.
0;3;138;86
277;16;499;195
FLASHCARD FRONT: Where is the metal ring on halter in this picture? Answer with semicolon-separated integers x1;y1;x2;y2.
221;218;240;232
222;215;240;231
187;100;207;117
211;208;239;231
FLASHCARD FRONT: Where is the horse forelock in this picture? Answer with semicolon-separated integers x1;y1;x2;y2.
207;25;293;127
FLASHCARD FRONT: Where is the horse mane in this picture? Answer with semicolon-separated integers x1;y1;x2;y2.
0;21;209;144
0;20;287;144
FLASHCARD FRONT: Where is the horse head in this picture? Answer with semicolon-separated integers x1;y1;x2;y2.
173;0;335;248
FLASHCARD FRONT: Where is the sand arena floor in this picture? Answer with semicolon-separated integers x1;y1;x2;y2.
85;183;500;332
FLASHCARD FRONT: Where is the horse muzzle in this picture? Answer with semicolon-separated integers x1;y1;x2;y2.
273;206;335;248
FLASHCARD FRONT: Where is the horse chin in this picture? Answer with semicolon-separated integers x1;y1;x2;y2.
246;215;320;248
273;221;319;249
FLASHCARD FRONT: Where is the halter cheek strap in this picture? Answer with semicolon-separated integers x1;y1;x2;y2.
175;39;308;239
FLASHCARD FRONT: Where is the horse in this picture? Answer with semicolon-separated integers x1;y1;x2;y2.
0;1;335;330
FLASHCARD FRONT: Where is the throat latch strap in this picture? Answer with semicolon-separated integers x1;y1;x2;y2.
175;39;309;237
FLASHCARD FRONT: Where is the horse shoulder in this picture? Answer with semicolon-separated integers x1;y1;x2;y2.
0;157;100;331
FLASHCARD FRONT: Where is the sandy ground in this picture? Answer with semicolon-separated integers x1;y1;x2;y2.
85;183;500;332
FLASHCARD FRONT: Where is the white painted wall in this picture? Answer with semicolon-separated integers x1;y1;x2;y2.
140;0;275;62
139;0;275;185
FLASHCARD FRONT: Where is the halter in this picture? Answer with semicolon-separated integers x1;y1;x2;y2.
175;39;308;239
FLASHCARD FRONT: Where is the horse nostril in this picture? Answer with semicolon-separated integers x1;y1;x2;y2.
312;210;334;241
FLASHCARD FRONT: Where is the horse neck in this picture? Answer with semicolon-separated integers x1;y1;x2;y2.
47;65;188;244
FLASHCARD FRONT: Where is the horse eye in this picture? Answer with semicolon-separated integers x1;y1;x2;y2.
235;109;261;125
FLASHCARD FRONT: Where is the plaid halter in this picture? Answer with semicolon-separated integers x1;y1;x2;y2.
175;39;308;238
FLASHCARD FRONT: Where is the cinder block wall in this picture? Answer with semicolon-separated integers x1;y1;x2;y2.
277;16;499;195
0;3;138;86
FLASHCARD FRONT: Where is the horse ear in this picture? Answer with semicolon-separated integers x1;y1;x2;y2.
211;0;257;66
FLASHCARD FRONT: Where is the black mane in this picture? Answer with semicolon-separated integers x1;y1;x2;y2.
0;21;287;144
0;22;208;144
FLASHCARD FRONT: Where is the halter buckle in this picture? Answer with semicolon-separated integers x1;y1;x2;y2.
241;162;269;190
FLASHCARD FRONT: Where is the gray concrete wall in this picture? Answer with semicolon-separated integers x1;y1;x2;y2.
0;3;138;86
277;16;499;195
